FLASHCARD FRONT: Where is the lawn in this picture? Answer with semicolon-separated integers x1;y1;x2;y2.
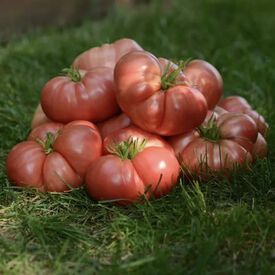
0;0;275;274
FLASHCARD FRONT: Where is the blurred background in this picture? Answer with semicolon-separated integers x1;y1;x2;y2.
0;0;151;41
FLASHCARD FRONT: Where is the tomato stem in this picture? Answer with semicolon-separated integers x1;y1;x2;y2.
62;67;82;82
107;137;147;160
36;132;56;154
160;60;188;90
198;116;221;142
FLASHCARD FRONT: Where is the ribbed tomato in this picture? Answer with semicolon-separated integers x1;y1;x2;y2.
168;112;258;180
218;96;268;136
114;51;208;136
218;96;268;159
85;127;180;204
41;67;119;123
6;121;102;192
73;38;143;70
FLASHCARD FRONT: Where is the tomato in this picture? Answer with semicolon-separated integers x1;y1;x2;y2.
218;96;268;159
85;127;180;204
41;67;119;123
211;106;268;160
31;104;51;129
72;38;143;70
218;96;268;136
97;113;131;139
183;59;223;109
6;121;102;192
168;112;257;180
114;51;208;136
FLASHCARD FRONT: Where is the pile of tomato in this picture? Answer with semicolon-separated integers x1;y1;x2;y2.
6;38;269;205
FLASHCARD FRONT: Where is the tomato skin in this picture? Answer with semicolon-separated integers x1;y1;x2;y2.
218;96;268;136
218;96;268;159
85;156;145;204
42;152;82;192
73;38;143;70
6;141;46;190
242;108;268;137
157;85;208;135
53;122;102;177
253;133;268;159
103;126;174;155
132;147;180;197
85;128;180;204
115;51;162;105
218;96;251;112
31;104;51;129
41;67;119;123
6;121;102;192
114;51;208;136
68;120;100;129
216;113;258;153
183;59;223;109
168;112;257;180
97;113;131;139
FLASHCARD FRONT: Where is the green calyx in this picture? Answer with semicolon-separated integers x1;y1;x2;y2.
107;138;147;160
197;116;221;142
36;132;55;154
160;59;190;90
62;67;82;82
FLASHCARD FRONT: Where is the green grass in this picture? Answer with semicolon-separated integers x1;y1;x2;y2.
1;0;275;274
